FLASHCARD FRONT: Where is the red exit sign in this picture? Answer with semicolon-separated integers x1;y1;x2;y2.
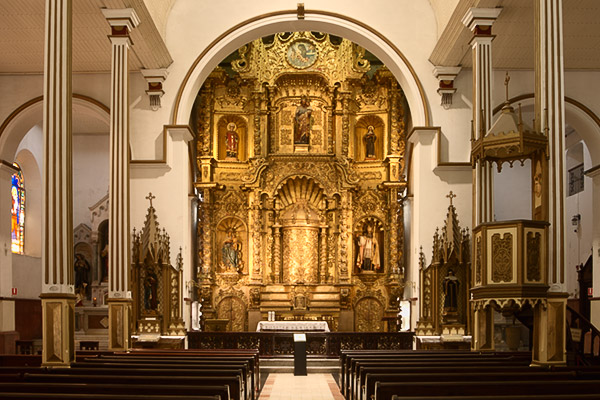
588;287;594;297
11;288;17;296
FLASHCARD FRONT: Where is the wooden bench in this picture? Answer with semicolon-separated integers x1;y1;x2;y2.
73;360;250;400
0;393;221;400
362;371;600;400
374;380;600;400
0;382;231;399
390;395;600;400
350;357;530;400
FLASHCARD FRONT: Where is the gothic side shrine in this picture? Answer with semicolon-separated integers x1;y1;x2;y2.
415;192;471;349
130;193;186;348
192;32;409;332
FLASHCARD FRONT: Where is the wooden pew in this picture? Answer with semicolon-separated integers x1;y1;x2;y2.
374;380;600;400
23;373;244;400
72;360;251;400
391;395;600;400
0;383;231;400
362;371;600;400
0;394;221;400
350;357;530;400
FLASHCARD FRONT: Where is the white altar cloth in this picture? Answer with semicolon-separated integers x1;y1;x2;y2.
256;321;330;332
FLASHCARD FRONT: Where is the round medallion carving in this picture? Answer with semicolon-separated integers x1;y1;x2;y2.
286;40;318;69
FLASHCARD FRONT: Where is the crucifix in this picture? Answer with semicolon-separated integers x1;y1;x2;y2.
446;191;457;206
504;71;510;102
146;192;156;208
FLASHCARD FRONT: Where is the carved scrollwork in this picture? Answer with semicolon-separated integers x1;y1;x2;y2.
491;232;513;283
526;231;542;281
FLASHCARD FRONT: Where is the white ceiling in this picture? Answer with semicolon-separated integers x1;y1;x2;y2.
0;1;598;74
0;0;171;74
432;0;600;69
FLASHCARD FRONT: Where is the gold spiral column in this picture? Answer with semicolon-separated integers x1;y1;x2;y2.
101;8;140;351
41;0;75;367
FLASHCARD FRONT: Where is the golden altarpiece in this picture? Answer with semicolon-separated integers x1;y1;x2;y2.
192;32;408;332
131;195;186;344
416;193;471;344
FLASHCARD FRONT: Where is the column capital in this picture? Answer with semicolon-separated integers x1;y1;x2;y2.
101;8;140;35
462;7;502;32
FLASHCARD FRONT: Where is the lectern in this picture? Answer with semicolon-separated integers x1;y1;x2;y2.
293;333;307;376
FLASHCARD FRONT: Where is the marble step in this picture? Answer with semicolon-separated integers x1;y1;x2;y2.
260;358;340;374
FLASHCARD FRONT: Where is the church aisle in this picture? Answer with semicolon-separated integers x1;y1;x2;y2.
259;373;344;400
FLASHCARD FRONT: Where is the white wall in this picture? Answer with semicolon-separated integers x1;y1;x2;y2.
73;134;109;227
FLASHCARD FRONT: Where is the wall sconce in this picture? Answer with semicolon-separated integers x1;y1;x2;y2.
572;214;581;232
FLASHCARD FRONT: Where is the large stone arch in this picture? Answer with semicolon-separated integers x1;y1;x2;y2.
171;10;431;128
0;94;109;162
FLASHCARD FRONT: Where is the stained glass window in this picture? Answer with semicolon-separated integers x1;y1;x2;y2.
11;163;25;254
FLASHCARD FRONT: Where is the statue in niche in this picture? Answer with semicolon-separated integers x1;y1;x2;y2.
100;244;109;282
442;269;459;321
364;125;376;159
222;230;243;273
294;96;312;144
225;122;239;159
143;270;159;311
356;223;380;272
74;253;90;303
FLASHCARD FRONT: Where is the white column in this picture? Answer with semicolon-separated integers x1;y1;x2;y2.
463;8;502;227
101;8;139;351
41;0;74;367
0;163;16;333
535;0;566;289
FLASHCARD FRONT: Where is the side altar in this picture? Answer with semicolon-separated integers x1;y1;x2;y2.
191;32;410;332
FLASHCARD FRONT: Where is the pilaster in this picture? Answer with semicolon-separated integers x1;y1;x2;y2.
102;7;140;351
41;0;74;367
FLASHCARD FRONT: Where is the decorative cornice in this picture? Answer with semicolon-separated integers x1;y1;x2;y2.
101;8;141;32
461;7;503;32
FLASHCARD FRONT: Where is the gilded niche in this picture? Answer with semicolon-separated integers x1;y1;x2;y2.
191;32;409;332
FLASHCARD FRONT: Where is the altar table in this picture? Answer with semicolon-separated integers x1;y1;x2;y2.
256;321;330;332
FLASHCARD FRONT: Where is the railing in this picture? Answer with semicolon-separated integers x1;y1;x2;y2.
188;331;414;356
566;305;600;365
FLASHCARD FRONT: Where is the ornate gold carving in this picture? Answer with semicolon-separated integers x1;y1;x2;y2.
355;298;383;331
216;296;247;331
282;227;319;284
527;231;542;281
491;232;513;283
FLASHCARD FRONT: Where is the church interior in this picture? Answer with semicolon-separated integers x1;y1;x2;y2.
1;0;600;398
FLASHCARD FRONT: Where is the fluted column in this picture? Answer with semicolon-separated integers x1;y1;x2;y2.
41;0;74;367
535;0;566;289
532;0;567;366
463;8;502;227
102;8;139;351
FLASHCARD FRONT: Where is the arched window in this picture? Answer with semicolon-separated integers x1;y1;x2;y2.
11;163;25;254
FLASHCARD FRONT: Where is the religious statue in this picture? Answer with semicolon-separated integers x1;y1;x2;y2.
143;270;159;311
442;269;459;316
294;96;312;144
356;223;380;272
222;230;243;272
74;253;90;300
364;125;376;159
100;244;109;282
225;122;239;159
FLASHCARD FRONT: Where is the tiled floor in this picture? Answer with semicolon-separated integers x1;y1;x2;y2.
259;373;344;400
